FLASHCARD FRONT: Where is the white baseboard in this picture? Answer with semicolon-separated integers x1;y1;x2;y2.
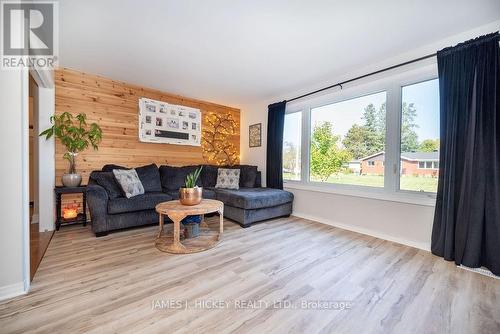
292;212;431;252
0;281;27;302
459;265;500;279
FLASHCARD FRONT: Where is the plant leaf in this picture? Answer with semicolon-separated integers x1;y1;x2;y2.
39;112;103;155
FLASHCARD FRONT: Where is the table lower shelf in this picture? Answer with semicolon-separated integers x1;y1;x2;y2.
56;213;88;230
155;227;221;254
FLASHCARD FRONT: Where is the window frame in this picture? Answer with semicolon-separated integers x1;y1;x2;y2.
283;63;438;206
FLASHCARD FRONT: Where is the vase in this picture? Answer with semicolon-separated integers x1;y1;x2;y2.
62;152;82;187
179;187;203;206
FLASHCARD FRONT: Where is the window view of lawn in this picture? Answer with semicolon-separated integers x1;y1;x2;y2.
286;172;438;192
311;174;437;192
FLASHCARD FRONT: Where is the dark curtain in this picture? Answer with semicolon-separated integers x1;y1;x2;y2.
431;32;500;275
266;101;287;189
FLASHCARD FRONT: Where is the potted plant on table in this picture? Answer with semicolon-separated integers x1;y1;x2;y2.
40;112;103;187
179;166;203;206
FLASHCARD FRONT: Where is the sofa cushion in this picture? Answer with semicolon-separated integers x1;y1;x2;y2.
108;192;172;214
135;163;162;193
202;188;217;200
166;188;216;200
200;165;218;188
89;171;123;199
159;165;202;191
215;187;294;210
102;164;129;172
238;165;258;188
223;165;258;188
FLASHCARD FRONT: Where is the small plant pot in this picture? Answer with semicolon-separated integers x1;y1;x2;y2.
179;187;202;206
62;173;82;187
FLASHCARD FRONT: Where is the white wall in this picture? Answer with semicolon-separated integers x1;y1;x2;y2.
0;69;53;300
240;21;500;251
289;189;435;250
240;101;269;185
37;86;55;232
0;70;30;300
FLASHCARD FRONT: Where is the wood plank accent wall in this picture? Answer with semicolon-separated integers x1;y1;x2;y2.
55;68;240;213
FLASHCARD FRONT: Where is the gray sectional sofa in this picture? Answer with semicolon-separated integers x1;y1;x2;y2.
86;163;293;236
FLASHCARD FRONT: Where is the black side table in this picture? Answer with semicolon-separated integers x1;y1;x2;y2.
54;185;88;230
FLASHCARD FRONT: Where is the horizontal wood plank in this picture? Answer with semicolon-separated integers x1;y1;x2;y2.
54;68;240;211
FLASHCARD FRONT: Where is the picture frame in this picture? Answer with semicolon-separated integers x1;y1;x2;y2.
138;98;201;146
249;123;262;147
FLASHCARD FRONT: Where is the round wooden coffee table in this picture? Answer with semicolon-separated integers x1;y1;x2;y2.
155;199;224;254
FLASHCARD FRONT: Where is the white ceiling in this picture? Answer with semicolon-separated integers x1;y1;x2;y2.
59;0;500;107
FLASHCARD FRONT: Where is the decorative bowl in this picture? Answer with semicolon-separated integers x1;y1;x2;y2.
179;187;202;206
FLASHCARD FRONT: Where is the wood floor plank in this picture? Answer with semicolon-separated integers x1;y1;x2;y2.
1;216;499;334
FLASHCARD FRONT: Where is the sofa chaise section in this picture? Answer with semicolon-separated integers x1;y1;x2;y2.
214;187;293;227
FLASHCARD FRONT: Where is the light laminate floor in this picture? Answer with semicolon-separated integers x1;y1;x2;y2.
30;223;54;281
1;216;499;334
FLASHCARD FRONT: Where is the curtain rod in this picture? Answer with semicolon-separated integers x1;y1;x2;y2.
287;53;437;103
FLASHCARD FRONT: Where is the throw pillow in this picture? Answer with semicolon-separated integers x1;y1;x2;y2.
215;168;240;190
112;169;145;198
159;165;202;191
135;163;162;193
89;171;123;199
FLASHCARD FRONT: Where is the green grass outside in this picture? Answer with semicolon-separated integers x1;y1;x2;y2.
284;172;437;193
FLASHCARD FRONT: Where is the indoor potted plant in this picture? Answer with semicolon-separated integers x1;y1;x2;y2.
40;112;103;187
179;166;203;205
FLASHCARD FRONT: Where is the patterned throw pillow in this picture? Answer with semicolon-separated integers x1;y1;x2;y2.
215;168;240;190
112;169;145;198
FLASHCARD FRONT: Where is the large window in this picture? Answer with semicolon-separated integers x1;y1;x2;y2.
309;92;386;187
282;67;439;205
400;79;440;193
283;112;301;181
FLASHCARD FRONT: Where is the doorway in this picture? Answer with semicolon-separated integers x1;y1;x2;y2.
29;74;54;281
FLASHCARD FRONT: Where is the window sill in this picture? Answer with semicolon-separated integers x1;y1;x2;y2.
283;181;436;207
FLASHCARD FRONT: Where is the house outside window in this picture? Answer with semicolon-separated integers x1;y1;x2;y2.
360;152;439;175
400;79;440;192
